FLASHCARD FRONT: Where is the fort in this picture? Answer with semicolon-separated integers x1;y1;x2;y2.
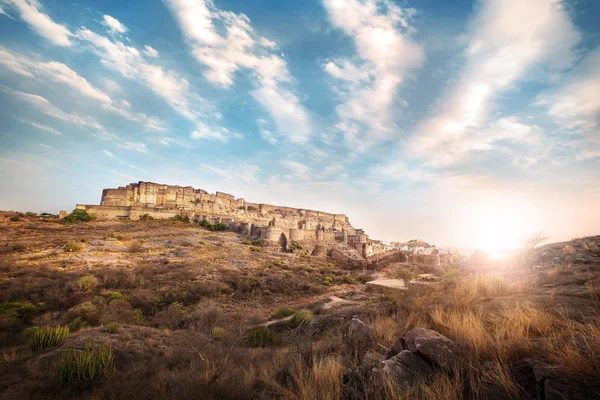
76;181;389;259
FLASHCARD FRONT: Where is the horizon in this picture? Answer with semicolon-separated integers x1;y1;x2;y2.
1;0;599;249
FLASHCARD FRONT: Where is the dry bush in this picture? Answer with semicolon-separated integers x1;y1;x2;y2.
562;244;577;255
371;316;399;348
585;279;600;305
272;355;343;400
452;274;510;308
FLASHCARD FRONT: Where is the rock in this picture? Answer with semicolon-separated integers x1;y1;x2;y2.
384;336;404;360
348;317;371;345
365;279;407;291
311;244;327;257
379;350;431;388
403;328;458;371
510;359;541;399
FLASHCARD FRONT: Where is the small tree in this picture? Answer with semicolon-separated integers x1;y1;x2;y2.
521;232;549;269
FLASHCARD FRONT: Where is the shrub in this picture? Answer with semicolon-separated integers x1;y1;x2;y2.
58;341;116;386
395;267;416;284
68;302;98;325
271;306;296;319
139;213;154;221
76;275;99;292
199;219;212;229
174;214;190;223
65;243;83;253
272;258;283;267
106;322;119;334
28;325;70;351
445;268;461;279
63;209;93;223
115;234;131;241
0;302;39;323
128;242;143;253
247;206;258;211
248;327;280;347
69;317;86;332
212;222;227;231
132;309;144;325
108;291;125;302
10;215;21;222
291;241;304;250
250;246;263;252
342;275;354;284
322;276;333;286
211;327;225;338
290;309;313;326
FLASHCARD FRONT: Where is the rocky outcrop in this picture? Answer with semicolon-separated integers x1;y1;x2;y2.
376;328;459;389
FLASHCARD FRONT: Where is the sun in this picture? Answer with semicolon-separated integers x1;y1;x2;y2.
475;207;529;254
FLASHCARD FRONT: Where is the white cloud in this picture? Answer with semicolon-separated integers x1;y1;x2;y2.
200;163;259;183
280;159;311;179
322;0;424;146
536;46;600;134
190;122;241;142
0;46;167;131
259;128;277;145
102;150;115;158
38;142;52;148
3;86;109;134
160;137;189;147
0;5;14;18
1;0;72;46
164;0;312;144
101;15;127;34
118;141;148;153
142;45;159;58
15;117;63;135
410;0;580;164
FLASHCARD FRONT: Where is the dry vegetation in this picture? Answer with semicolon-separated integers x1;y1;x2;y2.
0;214;599;399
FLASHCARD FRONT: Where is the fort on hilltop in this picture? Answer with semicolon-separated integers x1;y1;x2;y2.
77;181;389;259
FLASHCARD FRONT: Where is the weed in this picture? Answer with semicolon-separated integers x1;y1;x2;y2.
58;341;116;386
28;325;69;351
271;306;296;319
248;327;280;347
69;317;86;332
342;275;354;284
65;243;83;252
108;291;125;302
174;214;190;223
132;309;144;325
290;309;313;326
250;246;263;252
106;322;119;334
211;327;225;338
75;275;98;292
322;276;333;286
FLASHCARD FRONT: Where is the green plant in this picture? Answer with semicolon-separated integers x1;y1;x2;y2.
248;327;280;347
199;219;212;229
290;309;313;326
108;291;125;302
69;317;86;332
395;267;416;285
10;215;21;222
211;327;225;338
76;275;98;292
211;222;227;231
445;268;461;279
139;213;154;221
65;243;83;253
291;241;304;250
132;309;144;325
247;206;258;211
272;258;283;266
28;325;70;351
174;214;190;223
63;209;93;223
250;246;263;252
58;340;116;386
198;240;206;245
271;306;296;319
322;276;333;286
106;322;119;334
0;302;39;323
342;275;354;284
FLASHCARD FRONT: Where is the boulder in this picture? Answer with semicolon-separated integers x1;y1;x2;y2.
402;328;458;371
380;350;432;388
348;317;371;345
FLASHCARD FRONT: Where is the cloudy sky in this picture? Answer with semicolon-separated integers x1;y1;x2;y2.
0;0;598;248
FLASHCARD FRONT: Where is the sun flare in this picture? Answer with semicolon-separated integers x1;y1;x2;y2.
475;208;529;254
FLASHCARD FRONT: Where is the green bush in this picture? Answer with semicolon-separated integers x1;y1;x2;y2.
322;276;333;286
248;327;279;348
108;291;125;302
116;234;131;241
106;322;119;334
250;246;263;252
10;215;21;222
395;268;416;284
132;309;144;325
271;306;295;319
211;327;225;338
291;241;303;250
342;275;354;284
199;219;212;229
139;213;153;221
69;317;86;332
63;209;93;223
445;268;461;279
174;214;190;223
211;222;227;231
76;275;98;292
65;243;83;253
0;302;39;323
58;341;116;386
290;309;313;326
28;325;70;351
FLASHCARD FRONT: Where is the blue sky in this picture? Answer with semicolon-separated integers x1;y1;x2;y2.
0;0;598;248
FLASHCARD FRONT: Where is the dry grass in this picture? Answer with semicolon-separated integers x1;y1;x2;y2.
371;316;399;348
452;274;510;308
585;279;600;305
273;355;343;400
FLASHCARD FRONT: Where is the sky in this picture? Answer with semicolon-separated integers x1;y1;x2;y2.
0;0;599;249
